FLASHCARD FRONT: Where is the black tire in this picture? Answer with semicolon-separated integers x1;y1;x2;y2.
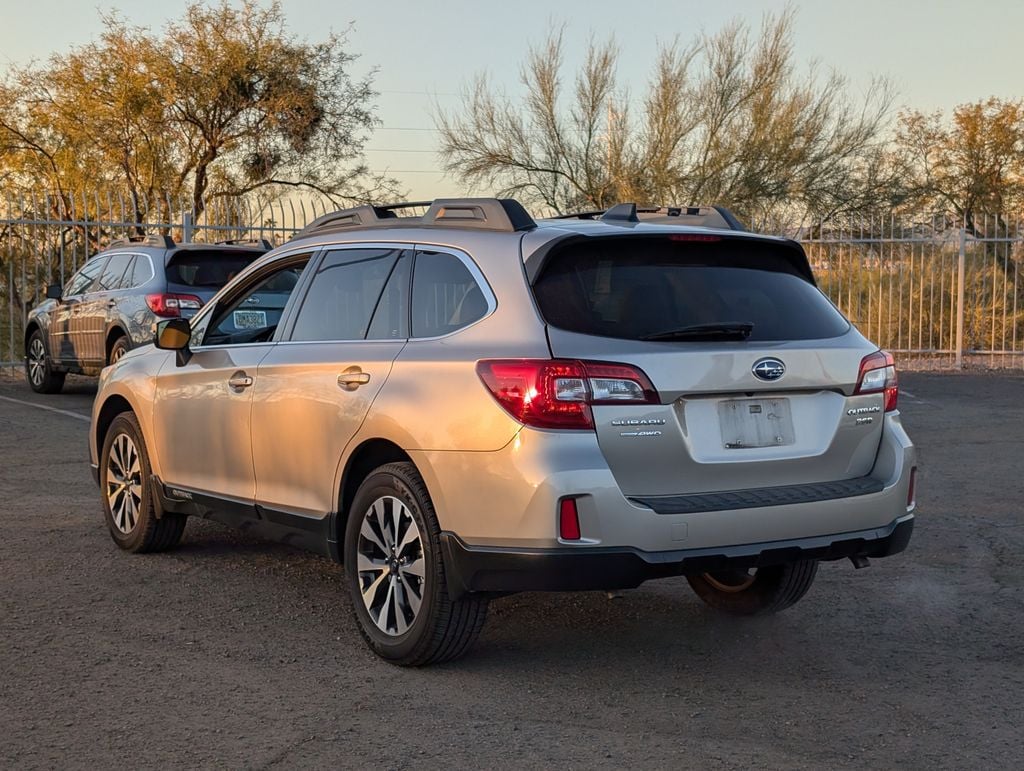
25;329;65;394
686;560;819;616
100;412;186;553
344;462;488;666
108;335;130;366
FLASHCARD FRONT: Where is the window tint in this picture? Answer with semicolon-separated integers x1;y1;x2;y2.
166;249;264;289
95;253;134;291
291;249;401;342
411;251;488;338
64;259;105;296
203;259;309;346
366;255;410;340
533;237;850;342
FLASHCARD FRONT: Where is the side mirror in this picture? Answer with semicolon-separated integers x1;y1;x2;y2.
46;283;62;300
155;318;192;366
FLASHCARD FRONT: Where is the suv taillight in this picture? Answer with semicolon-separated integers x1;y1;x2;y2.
855;350;898;411
476;359;659;430
146;293;203;318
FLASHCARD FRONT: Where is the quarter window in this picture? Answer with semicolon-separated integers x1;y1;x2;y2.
290;248;404;342
411;251;488;338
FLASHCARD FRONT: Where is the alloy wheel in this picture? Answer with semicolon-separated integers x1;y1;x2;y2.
27;338;46;387
702;569;758;593
356;496;426;636
106;433;143;534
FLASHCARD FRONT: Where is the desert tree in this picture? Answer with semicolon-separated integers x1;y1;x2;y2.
436;9;902;227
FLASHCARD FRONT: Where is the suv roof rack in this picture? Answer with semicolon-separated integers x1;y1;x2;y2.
214;238;274;251
107;234;176;250
293;198;536;239
551;204;747;232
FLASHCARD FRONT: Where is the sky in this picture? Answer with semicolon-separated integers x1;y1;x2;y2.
1;0;1022;200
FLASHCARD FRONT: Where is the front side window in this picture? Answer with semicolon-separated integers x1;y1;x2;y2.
290;248;405;342
411;250;488;338
63;259;106;297
201;258;309;346
95;253;134;291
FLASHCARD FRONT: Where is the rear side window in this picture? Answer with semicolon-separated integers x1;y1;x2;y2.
165;249;264;289
533;237;849;342
95;253;134;291
290;248;404;342
411;251;488;338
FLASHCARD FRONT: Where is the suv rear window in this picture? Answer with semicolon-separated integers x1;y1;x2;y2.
165;249;264;288
532;237;849;342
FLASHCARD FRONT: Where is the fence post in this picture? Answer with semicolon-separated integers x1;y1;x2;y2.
182;211;194;243
955;227;967;369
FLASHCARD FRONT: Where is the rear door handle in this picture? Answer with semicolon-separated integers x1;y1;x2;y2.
228;372;254;390
337;369;371;391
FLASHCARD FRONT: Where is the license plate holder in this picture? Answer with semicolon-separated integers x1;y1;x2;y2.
719;398;795;449
232;309;267;330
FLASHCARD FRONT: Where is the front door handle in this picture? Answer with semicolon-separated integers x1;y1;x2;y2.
337;368;371;391
228;371;254;391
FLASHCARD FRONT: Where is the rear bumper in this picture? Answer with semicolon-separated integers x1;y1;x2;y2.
441;514;914;596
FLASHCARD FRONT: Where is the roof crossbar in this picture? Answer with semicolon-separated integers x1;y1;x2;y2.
108;234;176;249
214;238;275;250
293;198;536;239
551;204;747;231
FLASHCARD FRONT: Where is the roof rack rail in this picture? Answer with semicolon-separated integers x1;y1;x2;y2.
214;238;275;251
107;234;176;250
551;204;746;231
292;198;536;239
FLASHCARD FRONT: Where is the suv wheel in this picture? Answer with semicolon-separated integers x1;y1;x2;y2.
686;560;819;615
344;462;488;666
101;412;186;553
108;335;130;365
25;330;65;394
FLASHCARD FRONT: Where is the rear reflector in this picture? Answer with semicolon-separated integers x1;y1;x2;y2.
907;467;917;510
855;350;898;411
559;498;581;540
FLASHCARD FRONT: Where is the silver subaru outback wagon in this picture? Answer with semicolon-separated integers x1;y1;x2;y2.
89;198;916;666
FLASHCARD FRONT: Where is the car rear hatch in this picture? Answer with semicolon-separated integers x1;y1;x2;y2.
530;233;888;497
164;248;266;314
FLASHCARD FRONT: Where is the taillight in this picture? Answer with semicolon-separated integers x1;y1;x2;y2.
475;359;659;430
558;498;581;540
146;293;203;318
855;350;898;412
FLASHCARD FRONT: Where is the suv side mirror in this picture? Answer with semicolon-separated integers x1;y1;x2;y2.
155;318;193;366
46;283;62;300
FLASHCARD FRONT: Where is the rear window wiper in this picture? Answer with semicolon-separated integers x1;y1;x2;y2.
640;322;754;341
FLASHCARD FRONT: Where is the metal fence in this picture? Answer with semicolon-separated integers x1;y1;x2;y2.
800;213;1024;369
2;193;1023;371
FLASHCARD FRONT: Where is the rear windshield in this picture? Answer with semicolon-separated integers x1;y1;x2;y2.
532;237;849;342
165;249;264;288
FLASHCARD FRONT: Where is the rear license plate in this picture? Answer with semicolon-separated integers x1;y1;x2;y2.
233;310;266;330
718;398;795;449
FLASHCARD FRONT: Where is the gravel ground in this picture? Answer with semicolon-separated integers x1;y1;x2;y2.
1;372;1022;769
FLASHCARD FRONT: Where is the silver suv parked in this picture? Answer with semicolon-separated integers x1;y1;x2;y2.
89;199;917;665
24;235;269;393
